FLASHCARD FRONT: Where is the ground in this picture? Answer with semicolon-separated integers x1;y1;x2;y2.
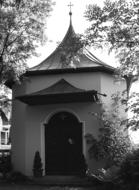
0;184;94;190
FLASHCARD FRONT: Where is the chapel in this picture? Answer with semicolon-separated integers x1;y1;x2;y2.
10;10;125;176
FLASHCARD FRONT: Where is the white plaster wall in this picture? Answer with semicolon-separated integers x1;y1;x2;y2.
100;73;126;106
11;100;26;174
13;72;101;97
24;102;102;176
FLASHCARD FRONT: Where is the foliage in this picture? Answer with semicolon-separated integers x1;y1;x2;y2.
127;92;139;130
120;149;139;183
6;171;29;183
111;148;139;190
0;85;11;143
84;0;139;95
59;34;85;68
0;0;54;84
85;92;133;167
0;154;12;178
0;84;11;117
33;151;43;177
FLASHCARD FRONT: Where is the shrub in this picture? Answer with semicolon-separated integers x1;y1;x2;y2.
119;148;139;184
33;151;43;177
85;92;133;168
0;154;12;178
6;171;29;183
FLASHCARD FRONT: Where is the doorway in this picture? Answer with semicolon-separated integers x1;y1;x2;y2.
45;111;85;175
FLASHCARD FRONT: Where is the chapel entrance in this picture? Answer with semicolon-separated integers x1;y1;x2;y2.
45;111;85;175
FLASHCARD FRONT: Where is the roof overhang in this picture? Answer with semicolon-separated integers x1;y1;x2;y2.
15;79;99;105
16;91;98;105
26;66;114;76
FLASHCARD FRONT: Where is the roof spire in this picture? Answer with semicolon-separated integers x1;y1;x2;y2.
68;2;73;24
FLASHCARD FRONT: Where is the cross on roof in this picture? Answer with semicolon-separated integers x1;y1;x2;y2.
68;2;73;16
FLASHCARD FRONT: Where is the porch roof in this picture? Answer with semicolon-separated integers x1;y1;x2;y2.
16;79;99;105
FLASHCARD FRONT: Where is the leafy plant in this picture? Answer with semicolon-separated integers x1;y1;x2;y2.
6;171;29;183
116;148;139;190
0;84;11;118
85;92;133;168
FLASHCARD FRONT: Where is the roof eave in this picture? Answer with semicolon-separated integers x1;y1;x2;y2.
26;66;115;76
16;90;98;105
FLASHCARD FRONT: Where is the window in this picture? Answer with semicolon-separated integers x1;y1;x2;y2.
1;131;6;145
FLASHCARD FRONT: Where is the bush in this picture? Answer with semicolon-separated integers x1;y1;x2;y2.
119;148;139;184
33;151;43;177
86;92;133;168
0;154;12;178
6;171;29;183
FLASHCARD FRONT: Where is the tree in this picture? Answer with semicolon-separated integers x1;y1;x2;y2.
84;0;139;97
0;85;11;123
85;92;133;168
0;0;54;121
0;0;54;84
0;85;11;110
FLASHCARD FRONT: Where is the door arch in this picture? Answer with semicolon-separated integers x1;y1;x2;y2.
45;111;84;175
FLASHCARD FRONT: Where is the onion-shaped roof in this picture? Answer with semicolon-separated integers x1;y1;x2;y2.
30;21;114;72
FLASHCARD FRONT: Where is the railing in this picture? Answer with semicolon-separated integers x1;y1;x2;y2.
0;149;10;158
0;144;11;150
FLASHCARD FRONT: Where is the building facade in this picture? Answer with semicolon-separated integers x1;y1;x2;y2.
10;16;126;176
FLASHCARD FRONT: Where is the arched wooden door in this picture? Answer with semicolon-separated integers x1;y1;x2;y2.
45;111;83;175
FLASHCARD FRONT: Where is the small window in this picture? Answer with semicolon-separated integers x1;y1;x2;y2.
1;132;6;145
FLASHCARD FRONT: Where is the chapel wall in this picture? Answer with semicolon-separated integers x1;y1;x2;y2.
100;73;126;106
11;99;26;174
23;102;102;176
12;71;116;176
12;72;102;97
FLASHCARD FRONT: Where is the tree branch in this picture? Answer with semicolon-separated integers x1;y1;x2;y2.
0;33;10;57
7;31;24;47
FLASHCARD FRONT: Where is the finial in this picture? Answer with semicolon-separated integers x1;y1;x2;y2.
68;2;73;22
